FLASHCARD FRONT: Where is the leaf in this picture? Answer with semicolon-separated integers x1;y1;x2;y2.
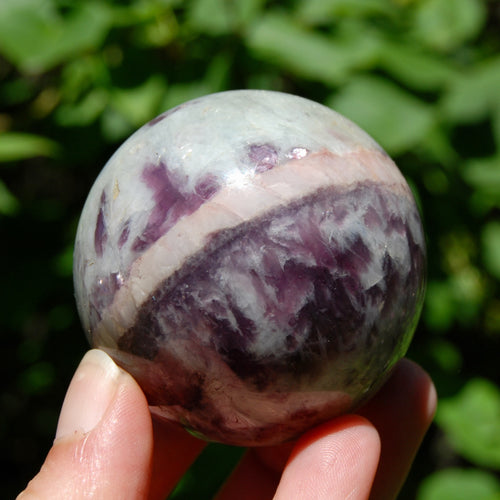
440;56;500;123
462;156;500;213
18;361;55;395
246;13;380;86
465;155;500;213
482;221;500;280
436;378;500;469
53;244;74;278
0;77;37;107
421;127;458;166
0;178;20;215
169;443;244;499
111;0;182;27
187;0;264;35
59;55;110;103
110;75;168;128
328;74;435;154
493;105;500;149
295;0;397;25
411;0;486;51
427;338;462;374
378;41;457;91
0;132;60;162
462;156;500;198
417;468;500;500
56;88;109;127
132;10;178;47
161;54;231;111
424;280;456;331
0;0;112;74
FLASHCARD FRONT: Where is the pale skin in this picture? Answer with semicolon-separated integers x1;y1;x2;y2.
17;350;436;500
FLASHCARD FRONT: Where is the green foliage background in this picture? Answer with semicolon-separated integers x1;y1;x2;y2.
1;0;499;498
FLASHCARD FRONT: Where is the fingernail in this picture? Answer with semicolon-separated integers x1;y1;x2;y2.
55;349;121;441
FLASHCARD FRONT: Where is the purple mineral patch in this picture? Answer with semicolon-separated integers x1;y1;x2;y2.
132;163;220;252
94;191;107;257
248;143;279;173
194;174;219;200
147;113;167;127
118;220;131;248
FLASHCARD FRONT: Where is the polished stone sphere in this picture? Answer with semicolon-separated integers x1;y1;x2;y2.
73;90;426;446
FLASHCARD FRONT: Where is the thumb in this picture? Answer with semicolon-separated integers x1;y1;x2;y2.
17;349;154;500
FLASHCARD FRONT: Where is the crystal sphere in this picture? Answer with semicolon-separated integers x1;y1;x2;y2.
73;90;426;446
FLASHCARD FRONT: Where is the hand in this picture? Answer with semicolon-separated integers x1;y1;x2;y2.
17;350;436;500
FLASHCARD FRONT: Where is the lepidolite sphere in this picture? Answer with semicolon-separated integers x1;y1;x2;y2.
73;90;426;446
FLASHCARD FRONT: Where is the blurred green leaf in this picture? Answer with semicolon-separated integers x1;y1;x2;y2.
0;178;20;215
0;0;112;73
56;89;109;127
0;132;60;162
440;56;500;123
132;9;178;47
463;156;500;199
187;0;264;35
59;55;111;103
295;0;397;25
109;75;168;129
436;378;500;469
422;165;450;194
101;107;137;142
48;304;74;331
493;106;500;149
162;82;216;112
424;280;456;331
378;41;457;91
169;443;244;499
54;244;75;278
427;338;463;373
18;362;55;396
417;468;500;500
420;126;459;166
411;0;486;51
482;221;500;280
428;236;485;326
246;13;380;85
328;74;435;154
111;0;182;27
0;78;37;107
448;267;485;324
161;53;231;111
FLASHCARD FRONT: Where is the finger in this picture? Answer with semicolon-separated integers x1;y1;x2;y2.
17;349;153;499
16;350;205;500
217;416;380;500
148;418;206;500
215;447;286;500
358;358;437;500
273;416;380;500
